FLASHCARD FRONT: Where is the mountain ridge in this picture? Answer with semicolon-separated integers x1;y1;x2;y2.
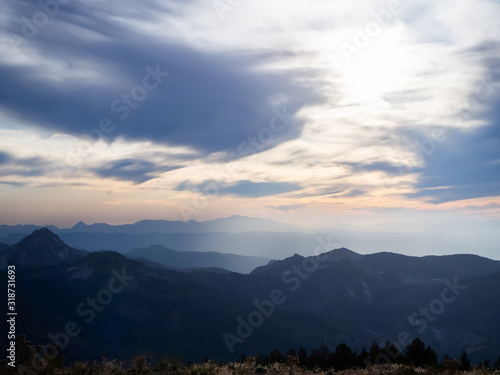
2;228;500;363
0;215;300;235
125;244;270;274
0;228;87;269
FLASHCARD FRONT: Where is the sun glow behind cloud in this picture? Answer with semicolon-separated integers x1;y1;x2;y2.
0;0;499;256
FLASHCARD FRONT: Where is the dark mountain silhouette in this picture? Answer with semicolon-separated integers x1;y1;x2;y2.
251;248;500;281
250;248;362;275
125;244;269;273
250;253;305;275
0;241;9;251
0;228;87;269
360;252;500;279
185;266;234;274
2;229;500;364
0;217;312;259
190;249;500;362
32;231;324;258
7;247;359;362
0;216;299;237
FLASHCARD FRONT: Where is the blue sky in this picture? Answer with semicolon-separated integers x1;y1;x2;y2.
0;0;499;258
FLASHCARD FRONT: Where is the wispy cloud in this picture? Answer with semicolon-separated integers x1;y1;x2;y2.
92;158;182;184
177;180;301;198
266;204;305;212
0;0;500;248
0;150;51;177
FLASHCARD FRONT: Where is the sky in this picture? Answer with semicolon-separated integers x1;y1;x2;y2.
0;0;499;258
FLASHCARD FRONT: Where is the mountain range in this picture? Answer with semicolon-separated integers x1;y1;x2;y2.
0;216;320;259
125;245;270;274
0;228;87;269
0;215;299;235
1;229;499;365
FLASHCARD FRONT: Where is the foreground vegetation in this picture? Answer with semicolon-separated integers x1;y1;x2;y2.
2;335;500;375
4;358;500;375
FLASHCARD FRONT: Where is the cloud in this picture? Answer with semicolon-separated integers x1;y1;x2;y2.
177;179;301;197
0;151;11;164
266;204;305;212
1;0;500;228
346;189;367;197
0;181;25;187
0;1;324;160
411;119;500;203
347;161;405;175
0;150;50;177
91;158;181;184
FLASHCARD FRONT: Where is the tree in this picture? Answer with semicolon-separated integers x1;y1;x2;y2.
331;343;356;370
382;340;402;364
478;360;490;370
356;346;370;369
459;351;471;371
493;356;500;371
297;347;308;368
308;342;329;370
422;346;438;368
369;341;381;365
405;338;437;368
267;348;285;364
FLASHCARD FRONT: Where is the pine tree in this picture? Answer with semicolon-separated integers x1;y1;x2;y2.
460;351;471;371
369;341;381;365
356;346;370;368
493;356;500;370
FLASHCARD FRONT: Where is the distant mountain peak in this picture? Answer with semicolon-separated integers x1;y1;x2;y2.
32;227;56;235
0;228;86;269
55;215;300;235
72;221;88;229
250;252;306;275
20;227;64;244
322;247;362;262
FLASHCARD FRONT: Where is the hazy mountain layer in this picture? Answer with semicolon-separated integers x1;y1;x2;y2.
125;244;270;273
2;229;499;364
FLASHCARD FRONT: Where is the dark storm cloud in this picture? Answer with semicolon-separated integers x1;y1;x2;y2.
397;46;500;204
0;151;50;177
176;179;301;197
0;1;324;159
91;158;181;184
409;118;500;203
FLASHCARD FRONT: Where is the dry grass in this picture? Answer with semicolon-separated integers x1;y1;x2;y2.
43;361;500;375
